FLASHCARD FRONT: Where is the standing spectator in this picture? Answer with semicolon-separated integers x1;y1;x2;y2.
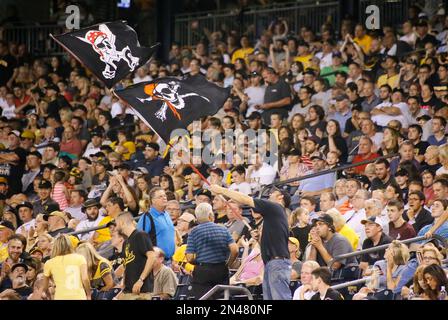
0;130;27;196
42;234;91;300
137;187;176;261
115;212;156;300
185;203;238;299
258;67;292;125
210;185;292;300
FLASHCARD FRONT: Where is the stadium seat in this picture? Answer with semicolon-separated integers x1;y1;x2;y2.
331;266;362;284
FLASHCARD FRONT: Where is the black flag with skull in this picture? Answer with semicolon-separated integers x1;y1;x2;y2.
114;75;230;143
51;21;159;89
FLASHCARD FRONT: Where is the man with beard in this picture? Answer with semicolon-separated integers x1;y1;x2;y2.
0;234;25;290
116;212;156;300
75;199;104;241
0;130;27;196
0;263;32;298
371;158;397;191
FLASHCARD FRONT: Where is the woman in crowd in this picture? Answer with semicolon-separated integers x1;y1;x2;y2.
319;120;348;164
423;264;448;300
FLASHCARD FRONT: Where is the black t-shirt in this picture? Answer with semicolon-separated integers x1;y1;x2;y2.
344;117;358;135
0;147;27;196
420;162;442;175
421;95;443;113
14;285;33;299
370;176;397;191
290;225;311;259
361;233;392;266
47;95;71;118
122;229;154;293
306;121;327;137
253;199;289;264
311;288;344;300
0;54;17;86
262;78;292;123
413;141;430;158
320;136;348;164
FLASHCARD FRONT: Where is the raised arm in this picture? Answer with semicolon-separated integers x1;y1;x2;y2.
209;184;255;208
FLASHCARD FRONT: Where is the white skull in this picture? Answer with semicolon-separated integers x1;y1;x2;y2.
154;82;181;106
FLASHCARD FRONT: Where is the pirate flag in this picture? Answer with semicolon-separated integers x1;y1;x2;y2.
51;21;159;88
114;75;230;143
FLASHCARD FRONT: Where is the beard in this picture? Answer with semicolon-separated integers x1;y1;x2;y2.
87;214;99;222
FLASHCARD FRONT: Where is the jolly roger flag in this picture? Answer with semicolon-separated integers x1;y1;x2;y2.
114;75;230;143
50;21;159;89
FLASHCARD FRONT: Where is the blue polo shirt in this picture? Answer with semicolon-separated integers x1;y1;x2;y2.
186;222;234;264
137;207;176;258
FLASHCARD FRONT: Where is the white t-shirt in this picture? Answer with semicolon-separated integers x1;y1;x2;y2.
75;214;104;241
244;86;266;117
436;166;448;176
248;163;277;190
65;206;86;221
316;52;333;69
1;103;16;119
229;182;252;195
371;102;409;128
293;286;317;300
110;101;124;118
15;219;36;234
82;144;102;158
312;91;332;113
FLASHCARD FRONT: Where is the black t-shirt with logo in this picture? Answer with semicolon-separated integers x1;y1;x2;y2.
0;147;27;196
122;229;154;293
413;141;430;158
361;233;392;266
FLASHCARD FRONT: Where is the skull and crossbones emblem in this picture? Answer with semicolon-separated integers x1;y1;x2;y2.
77;24;139;79
138;81;210;122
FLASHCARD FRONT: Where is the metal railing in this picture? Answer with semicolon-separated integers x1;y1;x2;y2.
3;24;66;57
330;234;448;268
199;285;254;300
174;1;340;47
259;152;399;197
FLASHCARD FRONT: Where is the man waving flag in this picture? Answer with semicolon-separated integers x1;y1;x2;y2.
114;75;230;143
51;21;159;88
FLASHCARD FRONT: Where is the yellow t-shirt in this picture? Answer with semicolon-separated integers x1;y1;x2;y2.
111;141;136;161
339;224;359;251
354;35;373;54
94;216;112;244
172;244;195;273
294;54;313;70
0;243;8;263
376;73;400;90
232;47;254;64
43;253;88;300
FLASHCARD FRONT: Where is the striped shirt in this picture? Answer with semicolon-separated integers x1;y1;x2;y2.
51;182;68;210
186;222;234;264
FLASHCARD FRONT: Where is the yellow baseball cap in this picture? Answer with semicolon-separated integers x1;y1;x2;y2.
288;237;300;247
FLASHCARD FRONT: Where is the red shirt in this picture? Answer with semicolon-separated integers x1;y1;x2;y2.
14;95;31;108
60;138;83;158
352;153;379;174
388;221;416;240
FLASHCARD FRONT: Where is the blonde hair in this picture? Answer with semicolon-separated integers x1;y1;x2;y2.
289;207;309;228
76;242;106;278
422;244;444;264
326;208;345;231
302;260;320;271
50;234;74;258
365;163;376;175
389;240;410;266
439;144;448;162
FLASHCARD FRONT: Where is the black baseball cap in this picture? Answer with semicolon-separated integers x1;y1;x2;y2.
116;163;131;171
43;203;60;215
38;179;52;189
0;220;15;231
247;111;262;120
144;142;160;152
312;214;335;231
286;149;301;156
11;263;28;273
16;201;33;211
197;189;212;199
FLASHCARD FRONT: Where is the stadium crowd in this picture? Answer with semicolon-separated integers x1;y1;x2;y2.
1;1;448;300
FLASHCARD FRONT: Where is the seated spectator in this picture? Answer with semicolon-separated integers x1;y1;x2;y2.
310;267;344;300
422;264;448;300
308;214;357;270
326;208;359;251
359;216;392;273
151;247;178;300
418;199;448;241
289;208;311;258
387;200;416;240
288;237;302;280
292;260;320;300
229;237;263;287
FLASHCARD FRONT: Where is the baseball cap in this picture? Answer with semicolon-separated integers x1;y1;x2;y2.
43;203;60;215
8;130;20;137
144;142;160;152
21;130;35;140
11;263;28;273
361;216;387;230
69;167;82;179
132;167;149;176
178;212;197;224
82;199;101;211
310;152;326;161
312;214;335;231
27;151;42;159
196;189;212;199
0;177;8;185
16;201;33;211
38;179;52;189
45;84;60;93
288;237;300;247
43;211;69;224
116;163;131;171
286;149;301;157
249;71;261;77
90;128;105;138
0;220;15;231
247;111;262;120
29;247;44;256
